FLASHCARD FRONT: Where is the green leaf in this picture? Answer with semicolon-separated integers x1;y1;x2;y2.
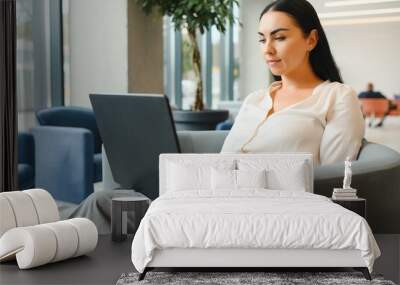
135;0;239;32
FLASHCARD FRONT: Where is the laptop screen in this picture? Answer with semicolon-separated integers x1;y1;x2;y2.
90;93;180;199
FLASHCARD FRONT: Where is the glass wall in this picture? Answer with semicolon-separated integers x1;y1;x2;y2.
211;25;222;109
232;3;240;101
164;3;240;110
16;0;64;131
16;0;52;131
62;0;71;106
181;28;197;110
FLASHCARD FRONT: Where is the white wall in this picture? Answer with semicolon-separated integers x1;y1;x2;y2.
239;1;400;99
324;22;400;98
238;0;272;100
308;0;400;97
69;0;128;107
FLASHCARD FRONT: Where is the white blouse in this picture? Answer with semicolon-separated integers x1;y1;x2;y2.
220;80;365;166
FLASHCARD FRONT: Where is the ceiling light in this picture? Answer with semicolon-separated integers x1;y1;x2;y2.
325;0;400;7
321;15;400;25
319;7;400;19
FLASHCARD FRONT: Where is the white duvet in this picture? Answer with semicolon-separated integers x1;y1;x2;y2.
131;190;380;273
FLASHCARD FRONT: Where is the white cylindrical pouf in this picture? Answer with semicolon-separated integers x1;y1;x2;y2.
66;218;98;257
42;221;79;262
1;192;39;227
0;196;17;237
0;219;98;269
0;226;57;269
23;189;59;223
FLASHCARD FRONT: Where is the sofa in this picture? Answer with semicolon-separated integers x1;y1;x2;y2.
102;130;400;234
32;107;102;204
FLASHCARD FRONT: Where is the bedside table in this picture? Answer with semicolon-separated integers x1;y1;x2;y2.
331;198;366;218
111;196;150;242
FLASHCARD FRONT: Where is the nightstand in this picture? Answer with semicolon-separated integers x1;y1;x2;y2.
111;196;150;242
331;198;366;218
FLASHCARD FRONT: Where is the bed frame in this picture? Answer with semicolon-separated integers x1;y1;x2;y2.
138;248;371;280
138;154;372;281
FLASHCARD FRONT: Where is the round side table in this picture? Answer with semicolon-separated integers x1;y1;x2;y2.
111;196;150;242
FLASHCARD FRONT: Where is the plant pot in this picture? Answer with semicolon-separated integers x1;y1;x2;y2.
172;109;229;131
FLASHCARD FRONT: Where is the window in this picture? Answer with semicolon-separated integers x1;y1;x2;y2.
233;3;240;101
16;0;51;131
16;0;64;131
164;4;240;110
211;26;221;109
181;28;197;110
62;0;70;106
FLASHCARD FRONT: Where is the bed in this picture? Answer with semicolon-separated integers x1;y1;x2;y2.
131;153;380;280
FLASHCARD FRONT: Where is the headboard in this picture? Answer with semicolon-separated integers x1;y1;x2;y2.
159;153;314;195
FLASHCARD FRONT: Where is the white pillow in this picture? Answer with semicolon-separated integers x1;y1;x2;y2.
167;161;235;192
268;165;306;191
211;168;267;190
211;168;236;190
236;169;267;189
167;162;208;191
237;159;307;191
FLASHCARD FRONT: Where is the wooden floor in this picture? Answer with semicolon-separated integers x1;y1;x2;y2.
0;235;134;285
373;234;400;284
365;115;400;153
1;234;399;284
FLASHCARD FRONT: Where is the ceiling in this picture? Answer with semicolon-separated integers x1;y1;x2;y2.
308;0;400;26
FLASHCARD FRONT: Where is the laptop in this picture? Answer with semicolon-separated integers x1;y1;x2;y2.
89;93;181;200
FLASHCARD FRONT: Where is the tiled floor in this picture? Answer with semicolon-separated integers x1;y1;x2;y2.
365;116;400;153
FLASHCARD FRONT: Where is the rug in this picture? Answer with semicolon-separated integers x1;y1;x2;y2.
116;271;396;285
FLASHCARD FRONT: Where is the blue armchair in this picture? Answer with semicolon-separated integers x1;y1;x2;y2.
18;132;35;190
32;107;102;204
215;120;233;130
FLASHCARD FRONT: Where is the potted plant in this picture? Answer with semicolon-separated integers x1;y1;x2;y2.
136;0;238;130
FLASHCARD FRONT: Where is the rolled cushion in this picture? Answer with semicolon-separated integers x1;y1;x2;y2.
0;196;17;237
23;189;59;224
0;191;39;228
42;221;79;262
0;189;59;238
0;226;57;267
65;218;98;257
0;218;98;269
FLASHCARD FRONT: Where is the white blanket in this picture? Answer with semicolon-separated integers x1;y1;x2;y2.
131;190;380;273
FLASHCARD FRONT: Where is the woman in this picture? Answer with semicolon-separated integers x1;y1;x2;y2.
221;0;364;166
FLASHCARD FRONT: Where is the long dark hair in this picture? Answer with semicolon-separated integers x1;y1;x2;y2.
260;0;343;83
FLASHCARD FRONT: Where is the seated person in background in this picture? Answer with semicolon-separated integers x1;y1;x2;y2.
358;82;386;100
221;0;365;166
358;82;395;127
